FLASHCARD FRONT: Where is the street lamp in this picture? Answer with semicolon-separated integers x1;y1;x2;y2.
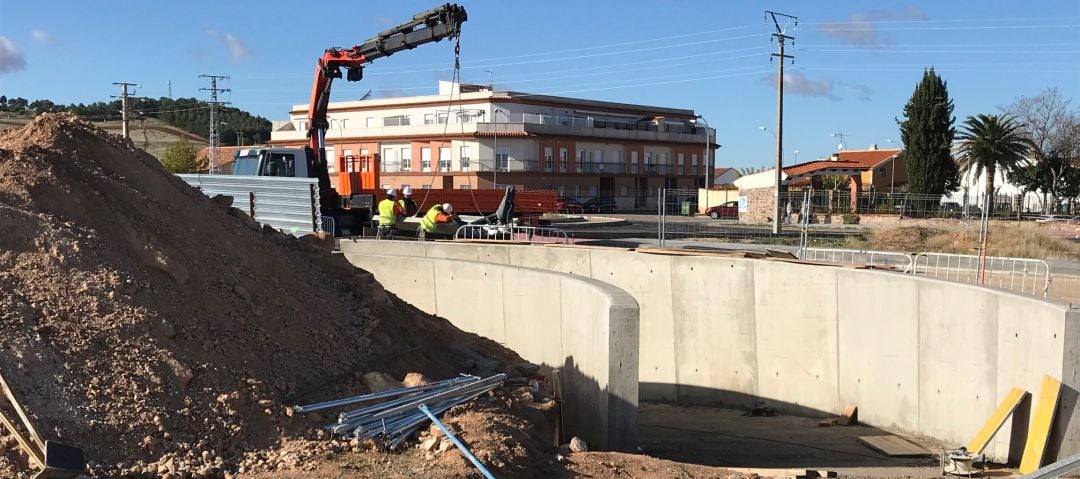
793;149;800;162
886;138;896;193
693;115;712;210
758;125;776;139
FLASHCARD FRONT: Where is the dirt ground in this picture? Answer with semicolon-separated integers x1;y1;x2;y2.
637;403;948;479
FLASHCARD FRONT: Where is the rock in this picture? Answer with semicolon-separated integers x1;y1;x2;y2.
569;436;587;453
421;436;439;452
437;437;454;453
233;284;250;301
210;194;234;209
403;372;430;388
362;371;404;393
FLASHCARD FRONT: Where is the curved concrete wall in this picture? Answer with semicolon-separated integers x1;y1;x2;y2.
340;240;1080;462
342;251;639;452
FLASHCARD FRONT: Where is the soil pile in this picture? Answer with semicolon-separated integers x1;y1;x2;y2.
0;114;518;477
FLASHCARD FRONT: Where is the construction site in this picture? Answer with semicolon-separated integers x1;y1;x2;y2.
3;3;1080;479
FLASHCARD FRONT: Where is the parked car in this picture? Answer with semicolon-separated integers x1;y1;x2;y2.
582;197;617;214
556;196;583;213
705;200;739;219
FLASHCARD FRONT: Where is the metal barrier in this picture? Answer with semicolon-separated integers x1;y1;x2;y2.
911;253;1051;297
800;248;914;272
320;216;336;236
453;224;571;244
178;174;322;236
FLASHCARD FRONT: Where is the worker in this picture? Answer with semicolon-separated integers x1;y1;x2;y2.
418;203;455;241
399;186;419;217
376;189;404;239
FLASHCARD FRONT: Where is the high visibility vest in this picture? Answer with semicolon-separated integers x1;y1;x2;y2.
378;199;397;226
421;206;443;233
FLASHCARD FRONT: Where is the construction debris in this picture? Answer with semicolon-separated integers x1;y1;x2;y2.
296;374;506;450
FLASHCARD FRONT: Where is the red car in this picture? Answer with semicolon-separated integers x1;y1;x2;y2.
556;197;583;214
705;201;739;219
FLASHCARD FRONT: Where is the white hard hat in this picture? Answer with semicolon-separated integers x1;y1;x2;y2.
442;203;453;213
403;186;413;196
386;188;396;197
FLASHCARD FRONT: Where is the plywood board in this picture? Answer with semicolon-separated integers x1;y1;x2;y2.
858;435;932;457
1020;375;1063;474
966;387;1028;454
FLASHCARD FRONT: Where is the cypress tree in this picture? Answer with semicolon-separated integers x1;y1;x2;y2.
898;68;959;203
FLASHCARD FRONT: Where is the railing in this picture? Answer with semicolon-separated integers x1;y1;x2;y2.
800;248;915;272
454;224;571;244
178;174;322;236
320;216;336;236
911;253;1051;297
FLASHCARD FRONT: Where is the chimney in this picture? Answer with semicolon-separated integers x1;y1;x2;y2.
869;144;878;150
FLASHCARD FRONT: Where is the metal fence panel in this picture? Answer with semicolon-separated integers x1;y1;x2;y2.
453;224;570;244
912;252;1051;297
178;174;321;236
800;248;914;272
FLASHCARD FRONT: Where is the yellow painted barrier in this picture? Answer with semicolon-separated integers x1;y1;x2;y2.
1019;375;1062;474
966;387;1028;455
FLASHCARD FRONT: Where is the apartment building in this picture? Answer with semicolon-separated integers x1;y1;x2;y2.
268;81;717;210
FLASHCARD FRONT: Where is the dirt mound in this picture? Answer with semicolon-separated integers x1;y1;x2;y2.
0;114;519;477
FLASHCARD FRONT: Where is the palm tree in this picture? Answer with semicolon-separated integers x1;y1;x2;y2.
955;114;1035;214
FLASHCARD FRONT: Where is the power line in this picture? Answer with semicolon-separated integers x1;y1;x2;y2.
199;74;230;174
110;82;140;139
767;10;796;236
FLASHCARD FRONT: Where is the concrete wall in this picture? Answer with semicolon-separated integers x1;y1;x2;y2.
341;251;639;452
339;240;1080;462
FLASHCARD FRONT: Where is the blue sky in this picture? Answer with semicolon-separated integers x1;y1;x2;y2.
1;0;1078;169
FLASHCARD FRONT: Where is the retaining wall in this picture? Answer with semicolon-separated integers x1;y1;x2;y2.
340;239;1080;461
341;251;639;452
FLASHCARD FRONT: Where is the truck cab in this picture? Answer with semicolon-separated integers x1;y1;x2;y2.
231;148;310;178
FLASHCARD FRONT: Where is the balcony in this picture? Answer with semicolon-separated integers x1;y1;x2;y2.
476;118;707;145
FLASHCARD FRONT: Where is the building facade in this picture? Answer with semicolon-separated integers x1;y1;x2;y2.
268;81;717;210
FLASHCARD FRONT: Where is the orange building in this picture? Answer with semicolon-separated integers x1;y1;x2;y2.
269;81;718;210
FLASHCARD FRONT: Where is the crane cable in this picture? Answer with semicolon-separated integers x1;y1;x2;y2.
415;28;486;219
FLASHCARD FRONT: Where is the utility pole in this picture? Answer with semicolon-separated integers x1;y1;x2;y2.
111;82;140;139
199;74;230;174
767;10;796;235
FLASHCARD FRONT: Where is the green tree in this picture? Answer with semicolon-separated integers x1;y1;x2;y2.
898;68;959;201
161;140;199;173
955;114;1035;214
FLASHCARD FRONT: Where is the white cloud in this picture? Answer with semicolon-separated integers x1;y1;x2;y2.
206;29;253;61
0;37;27;75
31;30;53;44
819;6;929;46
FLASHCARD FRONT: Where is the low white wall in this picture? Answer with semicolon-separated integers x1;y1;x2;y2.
341;251;639;452
340;240;1080;462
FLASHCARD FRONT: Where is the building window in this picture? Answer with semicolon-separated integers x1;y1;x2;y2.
400;147;412;172
401;184;411;189
360;149;370;172
421;147;432;172
576;149;584;173
588;185;598;197
422;184;432;189
365;117;375;128
460;184;472;190
382;148;397;172
439;147;451;172
383;115;410;127
495;147;509;171
298;120;307;131
631;151;639;174
437;111;449;124
458;146;470;171
544;147;554;172
691;153;698;166
424;113;435;125
678;153;685;166
381;184;391;189
559;148;569;173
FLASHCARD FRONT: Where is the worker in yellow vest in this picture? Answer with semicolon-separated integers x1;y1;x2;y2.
398;186;419;217
376;189;404;239
418;203;455;241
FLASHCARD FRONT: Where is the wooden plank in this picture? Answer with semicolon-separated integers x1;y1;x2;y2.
730;468;836;478
967;387;1028;454
858;435;932;457
1020;376;1063;474
0;408;43;468
0;371;44;452
838;405;859;426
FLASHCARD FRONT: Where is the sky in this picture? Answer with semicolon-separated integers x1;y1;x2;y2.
1;0;1079;169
